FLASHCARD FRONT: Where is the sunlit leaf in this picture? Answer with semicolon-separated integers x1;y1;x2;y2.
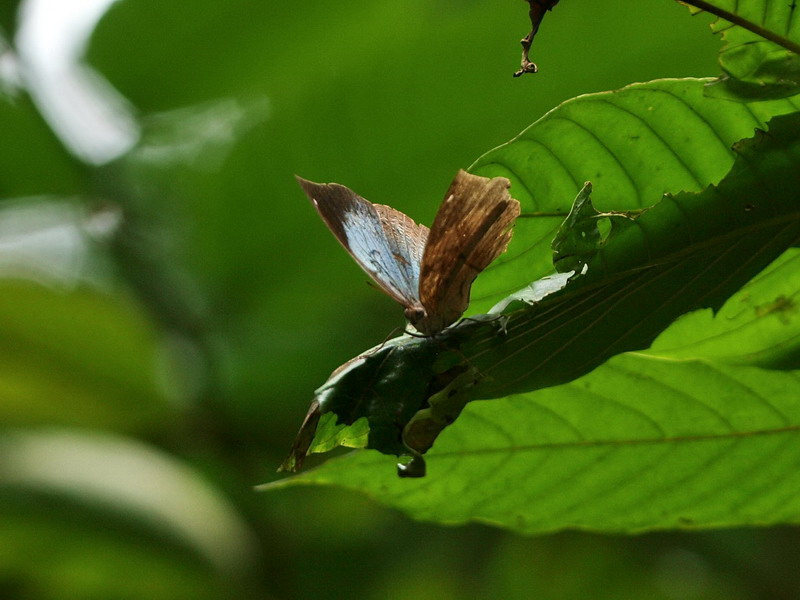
682;0;800;100
5;0;795;597
645;247;800;367
269;353;800;533
271;108;800;531
469;78;800;311
279;81;800;469
83;1;721;442
550;182;636;273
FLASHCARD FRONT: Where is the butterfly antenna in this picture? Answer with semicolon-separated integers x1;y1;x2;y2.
402;327;428;339
374;326;408;351
459;314;511;335
434;318;510;384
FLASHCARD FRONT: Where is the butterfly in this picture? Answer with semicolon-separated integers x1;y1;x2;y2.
297;170;520;336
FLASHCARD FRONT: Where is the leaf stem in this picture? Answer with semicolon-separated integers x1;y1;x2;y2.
680;0;800;55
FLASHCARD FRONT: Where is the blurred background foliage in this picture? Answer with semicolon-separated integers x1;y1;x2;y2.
1;0;798;598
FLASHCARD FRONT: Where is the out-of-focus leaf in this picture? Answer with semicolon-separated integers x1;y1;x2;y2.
0;281;171;430
0;196;117;285
0;94;88;197
682;0;800;100
278;111;800;475
13;0;141;165
0;429;260;599
0;1;20;38
270;352;800;534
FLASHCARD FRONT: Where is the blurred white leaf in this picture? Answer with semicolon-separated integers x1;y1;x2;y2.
0;197;118;286
0;429;261;574
16;0;139;164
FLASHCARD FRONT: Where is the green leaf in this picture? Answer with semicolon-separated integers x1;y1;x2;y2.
682;0;800;100
268;353;800;534
278;108;800;479
0;2;19;39
550;182;636;273
471;111;800;399
645;247;800;367
468;78;800;312
0;430;259;597
550;182;599;272
0;95;88;197
82;0;721;441
0;281;171;430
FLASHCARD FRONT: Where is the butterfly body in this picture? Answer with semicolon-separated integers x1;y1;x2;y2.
297;170;520;335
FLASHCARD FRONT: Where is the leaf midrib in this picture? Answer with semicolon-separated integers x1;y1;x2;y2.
429;424;800;459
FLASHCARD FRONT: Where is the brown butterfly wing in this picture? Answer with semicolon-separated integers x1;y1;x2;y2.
414;170;520;335
296;176;429;313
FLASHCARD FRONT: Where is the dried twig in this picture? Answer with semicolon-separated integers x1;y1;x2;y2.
514;0;560;77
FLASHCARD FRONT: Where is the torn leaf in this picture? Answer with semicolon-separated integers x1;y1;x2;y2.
551;182;635;273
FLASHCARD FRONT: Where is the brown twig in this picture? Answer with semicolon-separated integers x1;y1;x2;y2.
514;0;560;77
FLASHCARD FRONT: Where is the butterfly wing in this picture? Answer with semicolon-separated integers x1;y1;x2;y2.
414;170;520;335
296;176;429;312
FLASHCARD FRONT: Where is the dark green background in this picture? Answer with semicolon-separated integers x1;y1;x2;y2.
2;0;798;598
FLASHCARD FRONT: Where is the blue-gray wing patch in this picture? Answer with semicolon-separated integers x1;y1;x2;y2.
296;176;429;309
